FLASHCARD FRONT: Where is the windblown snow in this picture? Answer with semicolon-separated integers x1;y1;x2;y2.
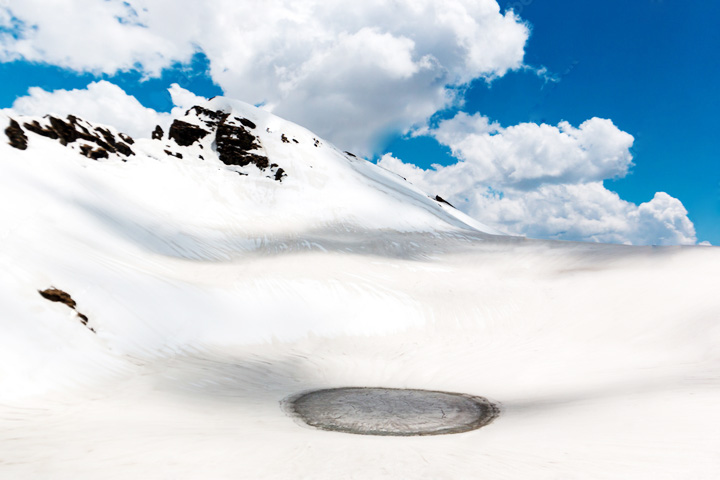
1;98;719;479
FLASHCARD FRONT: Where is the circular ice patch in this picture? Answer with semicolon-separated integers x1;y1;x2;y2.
284;387;499;436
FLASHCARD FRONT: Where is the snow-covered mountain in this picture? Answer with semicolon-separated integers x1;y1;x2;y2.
1;98;719;479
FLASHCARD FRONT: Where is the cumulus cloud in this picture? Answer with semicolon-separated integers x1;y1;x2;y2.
420;113;635;189
0;0;529;154
379;114;697;245
4;81;204;139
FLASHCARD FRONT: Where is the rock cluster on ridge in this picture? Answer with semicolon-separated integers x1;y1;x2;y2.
1;95;501;234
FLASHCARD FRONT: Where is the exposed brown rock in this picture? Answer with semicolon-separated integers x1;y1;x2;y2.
187;106;229;129
23;120;59;140
22;115;134;159
168;120;210;146
76;311;91;328
39;287;95;333
5;119;28;150
39;288;77;309
216;121;268;169
152;125;164;140
235;117;257;129
80;144;109;160
281;134;290;143
175;105;284;181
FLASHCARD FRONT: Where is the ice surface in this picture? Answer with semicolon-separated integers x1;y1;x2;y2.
1;100;719;479
286;387;499;436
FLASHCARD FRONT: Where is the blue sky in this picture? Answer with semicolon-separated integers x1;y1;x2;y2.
1;0;717;245
387;0;720;244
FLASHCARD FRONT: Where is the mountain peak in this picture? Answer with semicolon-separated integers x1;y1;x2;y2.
2;98;500;237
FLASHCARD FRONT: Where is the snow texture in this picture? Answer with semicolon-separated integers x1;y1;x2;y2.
1;98;719;479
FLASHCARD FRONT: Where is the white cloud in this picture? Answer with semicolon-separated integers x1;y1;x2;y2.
424;113;635;190
4;81;204;139
378;113;697;245
0;0;529;154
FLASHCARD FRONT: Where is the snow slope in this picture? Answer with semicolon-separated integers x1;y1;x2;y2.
1;99;719;479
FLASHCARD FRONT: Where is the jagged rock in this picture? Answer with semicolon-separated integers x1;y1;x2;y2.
187;106;229;129
344;151;357;158
22;115;134;159
80;145;109;160
23;120;59;140
76;311;90;327
274;168;286;182
164;150;183;159
38;287;95;332
39;288;77;309
236;117;257;129
94;126;134;156
169;105;283;181
434;195;455;208
169;120;210;146
5;119;28;150
152;125;164;140
118;133;134;145
216;121;269;169
281;134;290;143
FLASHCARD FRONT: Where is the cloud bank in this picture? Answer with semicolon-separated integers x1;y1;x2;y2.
0;0;528;154
379;114;696;245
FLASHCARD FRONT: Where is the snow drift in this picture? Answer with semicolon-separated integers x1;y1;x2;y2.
1;98;719;479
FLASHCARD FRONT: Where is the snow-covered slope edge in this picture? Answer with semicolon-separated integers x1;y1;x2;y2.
1;98;719;479
0;98;504;394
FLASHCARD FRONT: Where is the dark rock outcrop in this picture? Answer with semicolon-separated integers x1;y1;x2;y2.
152;125;164;140
187;106;228;129
38;287;94;332
94;126;134;156
80;145;109;159
22;115;135;160
274;168;286;182
434;195;455;208
168;120;210;146
5;119;28;150
175;105;283;181
39;288;78;309
216;122;268;169
235;117;257;129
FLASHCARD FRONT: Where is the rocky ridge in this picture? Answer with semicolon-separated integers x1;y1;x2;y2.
4;104;290;182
